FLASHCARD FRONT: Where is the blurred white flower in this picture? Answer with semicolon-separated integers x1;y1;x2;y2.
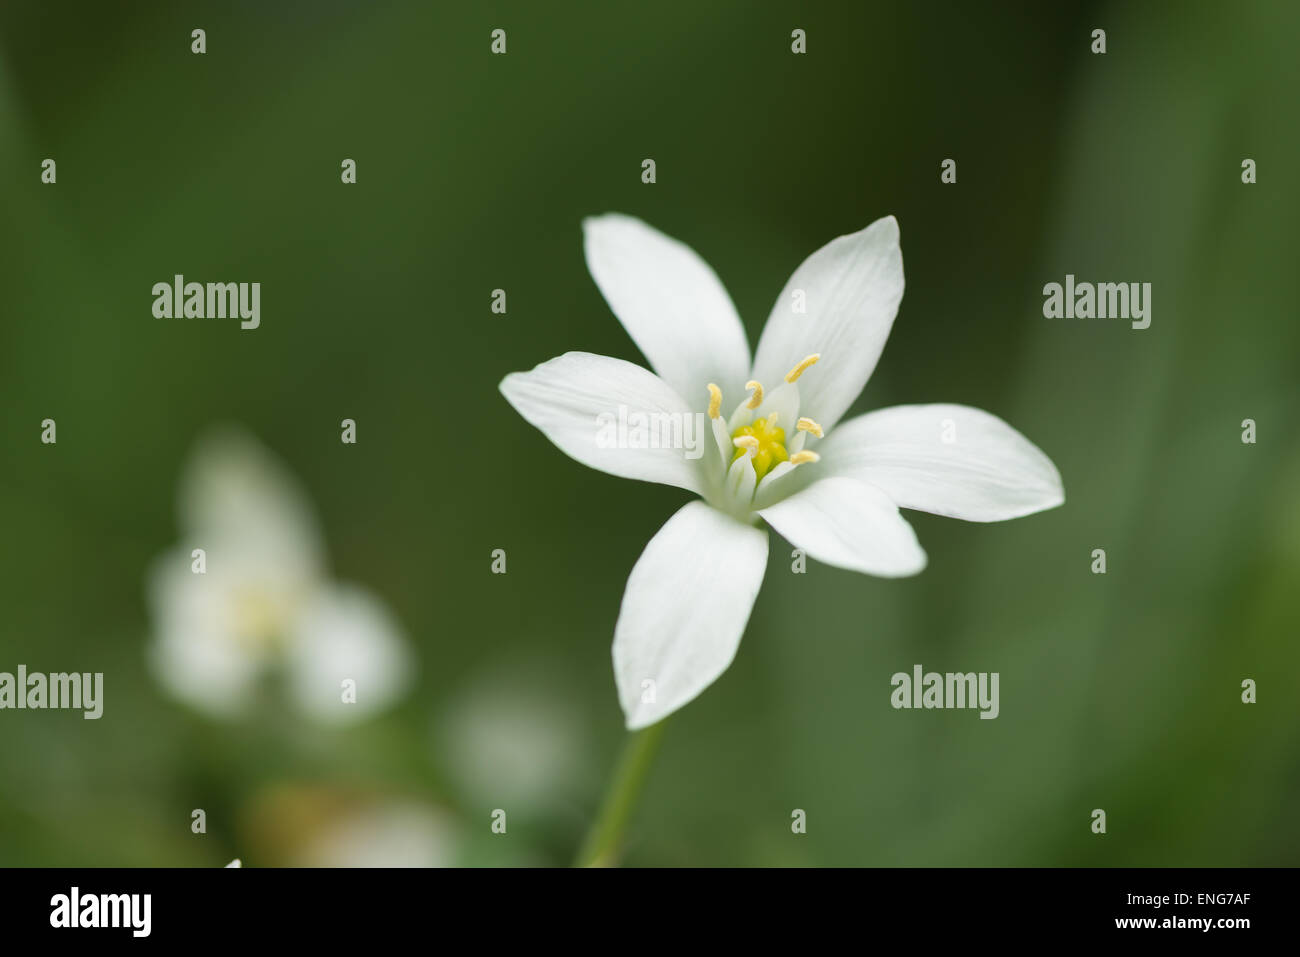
224;859;241;867
438;667;587;811
244;785;459;868
146;428;412;723
292;799;457;868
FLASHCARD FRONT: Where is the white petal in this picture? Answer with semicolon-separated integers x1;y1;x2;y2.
178;426;325;577
758;477;926;577
725;453;757;501
613;502;768;729
756;459;797;495
753;458;809;506
710;416;732;473
284;585;414;724
750;216;904;430
819;404;1064;522
753;382;801;434
501;351;707;494
293;801;458;868
145;547;281;718
726;402;754;433
583;214;751;402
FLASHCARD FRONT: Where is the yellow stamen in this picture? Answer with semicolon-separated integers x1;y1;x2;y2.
785;354;821;383
789;450;820;465
732;435;759;453
707;383;722;419
744;380;764;409
796;416;824;438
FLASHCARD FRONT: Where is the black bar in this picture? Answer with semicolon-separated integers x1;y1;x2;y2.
0;867;1280;942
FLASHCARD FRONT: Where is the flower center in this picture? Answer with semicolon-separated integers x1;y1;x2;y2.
231;584;300;651
730;415;787;481
707;354;824;505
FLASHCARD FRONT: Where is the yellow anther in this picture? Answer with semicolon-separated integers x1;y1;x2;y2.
744;380;764;409
784;354;821;383
732;435;760;453
707;383;722;419
796;416;824;438
789;450;820;465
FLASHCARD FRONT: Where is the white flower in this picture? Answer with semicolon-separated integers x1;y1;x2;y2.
291;800;458;868
146;427;413;723
242;786;460;867
501;214;1063;729
438;665;587;811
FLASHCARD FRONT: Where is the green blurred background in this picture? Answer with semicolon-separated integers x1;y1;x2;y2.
1;0;1297;866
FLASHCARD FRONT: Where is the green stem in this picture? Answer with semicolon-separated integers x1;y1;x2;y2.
574;720;668;867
